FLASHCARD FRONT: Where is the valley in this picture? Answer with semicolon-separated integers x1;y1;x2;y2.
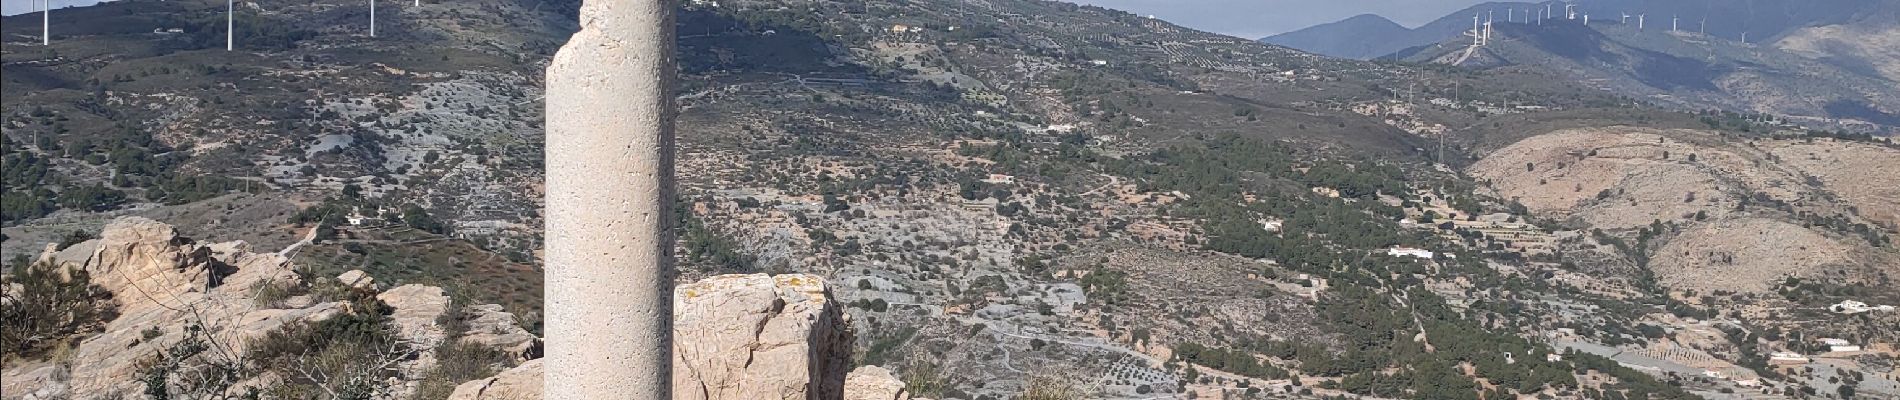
2;0;1897;399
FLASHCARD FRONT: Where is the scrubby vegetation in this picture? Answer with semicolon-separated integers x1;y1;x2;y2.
0;262;118;362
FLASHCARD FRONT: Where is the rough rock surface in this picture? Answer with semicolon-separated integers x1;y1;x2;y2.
1;217;341;399
448;359;545;400
673;274;855;400
442;273;863;400
379;284;454;348
338;269;376;290
459;304;540;361
842;365;912;400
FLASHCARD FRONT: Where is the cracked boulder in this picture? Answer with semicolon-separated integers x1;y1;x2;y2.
673;273;855;400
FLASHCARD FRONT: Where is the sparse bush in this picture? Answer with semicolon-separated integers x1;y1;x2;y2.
1020;374;1081;400
414;341;513;400
1;262;117;360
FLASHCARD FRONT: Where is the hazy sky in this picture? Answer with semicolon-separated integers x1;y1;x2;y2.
1067;0;1494;38
6;0;1490;38
3;0;99;17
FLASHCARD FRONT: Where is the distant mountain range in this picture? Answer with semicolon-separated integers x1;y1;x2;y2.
1263;0;1885;61
1254;14;1415;60
1388;2;1900;129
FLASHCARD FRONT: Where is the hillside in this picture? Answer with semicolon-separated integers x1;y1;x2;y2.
1396;18;1900;131
1270;0;1885;61
5;0;1900;398
1774;1;1900;82
1262;2;1539;60
1258;14;1413;60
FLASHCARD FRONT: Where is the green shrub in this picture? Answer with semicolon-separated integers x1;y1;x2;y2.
1;262;117;360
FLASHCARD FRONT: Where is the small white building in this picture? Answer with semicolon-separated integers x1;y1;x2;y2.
1387;247;1435;259
1830;300;1896;314
1769;352;1809;364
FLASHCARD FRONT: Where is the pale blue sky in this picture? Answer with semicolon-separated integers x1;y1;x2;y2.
3;0;99;17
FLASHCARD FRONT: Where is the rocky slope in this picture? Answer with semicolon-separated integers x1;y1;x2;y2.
1399;21;1900;130
1468;127;1899;293
2;217;921;400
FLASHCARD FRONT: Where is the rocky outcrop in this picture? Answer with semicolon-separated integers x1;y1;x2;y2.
0;218;539;400
674;274;855;400
443;273;870;400
449;359;545;400
380;284;454;348
338;269;377;290
842;366;912;400
3;217;337;399
459;304;540;361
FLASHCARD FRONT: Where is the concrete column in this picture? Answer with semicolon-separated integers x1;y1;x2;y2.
543;0;677;397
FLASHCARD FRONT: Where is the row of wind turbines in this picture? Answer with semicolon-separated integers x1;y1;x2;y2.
1471;2;1747;48
26;0;421;50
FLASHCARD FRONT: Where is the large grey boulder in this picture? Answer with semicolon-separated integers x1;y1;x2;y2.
673;274;855;400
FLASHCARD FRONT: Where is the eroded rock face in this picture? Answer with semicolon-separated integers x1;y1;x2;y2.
842;365;912;400
448;359;544;400
673;274;855;400
459;304;540;361
2;217;336;399
2;218;552;400
443;273;863;400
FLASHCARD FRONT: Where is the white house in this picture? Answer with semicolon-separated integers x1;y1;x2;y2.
1769;352;1809;364
1387;247;1435;259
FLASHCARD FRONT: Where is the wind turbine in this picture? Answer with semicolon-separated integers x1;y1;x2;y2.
1672;16;1679;32
41;0;50;45
1473;13;1482;46
1638;14;1645;31
227;0;234;51
1486;12;1493;43
1620;12;1629;25
369;0;377;37
1566;4;1576;20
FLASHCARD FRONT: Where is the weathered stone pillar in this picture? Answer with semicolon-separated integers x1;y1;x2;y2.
543;0;676;397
